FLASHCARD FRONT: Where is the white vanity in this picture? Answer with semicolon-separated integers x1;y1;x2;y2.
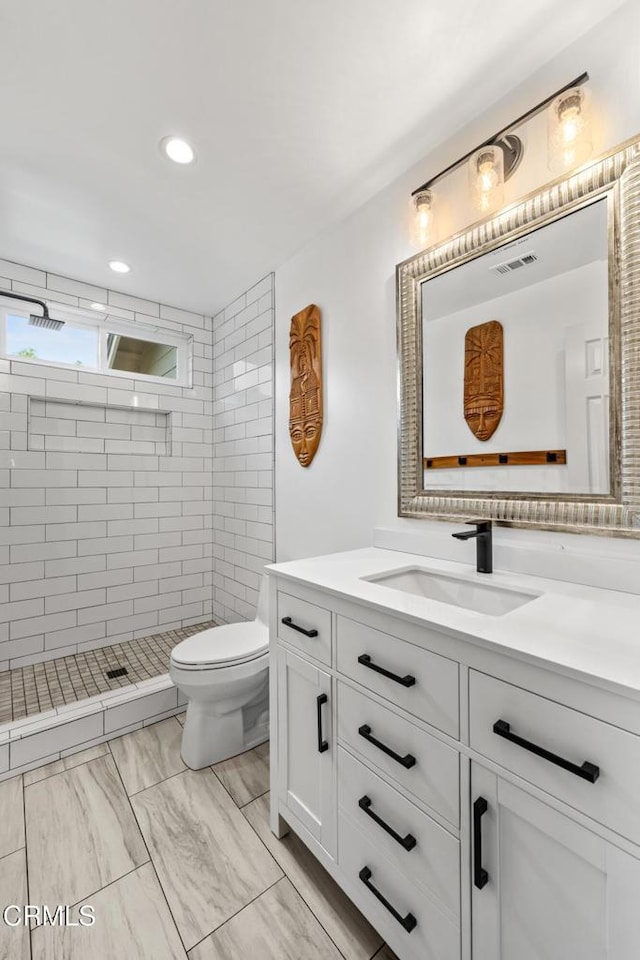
268;547;640;960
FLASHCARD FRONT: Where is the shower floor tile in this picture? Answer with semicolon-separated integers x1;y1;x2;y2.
0;620;216;725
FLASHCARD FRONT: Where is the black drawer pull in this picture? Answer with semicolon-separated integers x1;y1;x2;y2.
358;724;416;769
359;866;417;933
316;694;329;753
493;719;600;783
473;796;489;889
281;616;318;638
358;654;416;687
358;795;416;851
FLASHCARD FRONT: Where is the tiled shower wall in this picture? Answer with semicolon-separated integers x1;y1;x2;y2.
212;275;275;622
0;259;215;671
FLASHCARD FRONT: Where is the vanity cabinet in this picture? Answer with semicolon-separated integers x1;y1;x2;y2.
471;763;640;960
269;570;640;960
276;646;336;857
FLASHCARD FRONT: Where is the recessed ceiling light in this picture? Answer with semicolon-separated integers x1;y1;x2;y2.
108;260;130;274
90;302;106;311
162;137;195;165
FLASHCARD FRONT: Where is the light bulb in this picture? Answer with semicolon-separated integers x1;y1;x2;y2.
411;190;436;248
469;146;504;214
548;87;591;173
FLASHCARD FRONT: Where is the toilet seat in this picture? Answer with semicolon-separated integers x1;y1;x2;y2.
170;621;268;671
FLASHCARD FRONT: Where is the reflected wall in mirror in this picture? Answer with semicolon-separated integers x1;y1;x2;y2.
396;135;640;535
422;198;610;495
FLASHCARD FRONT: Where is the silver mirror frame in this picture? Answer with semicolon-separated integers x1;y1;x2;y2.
397;134;640;536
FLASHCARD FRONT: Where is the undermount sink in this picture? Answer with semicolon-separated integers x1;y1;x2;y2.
363;567;540;616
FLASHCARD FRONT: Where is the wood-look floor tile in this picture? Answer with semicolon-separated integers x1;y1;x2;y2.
0;849;29;960
109;717;186;795
244;793;382;960
372;948;398;960
32;863;187;960
0;775;24;858
212;742;270;807
189;877;343;960
132;768;283;950
23;744;109;786
26;755;148;907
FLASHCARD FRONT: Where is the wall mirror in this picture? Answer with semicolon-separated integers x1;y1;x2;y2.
396;135;640;535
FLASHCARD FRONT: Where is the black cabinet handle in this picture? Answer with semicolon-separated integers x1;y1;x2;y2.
359;867;417;933
493;719;600;783
473;796;489;890
358;654;416;688
358;795;417;851
282;616;318;638
358;724;416;769
316;694;329;753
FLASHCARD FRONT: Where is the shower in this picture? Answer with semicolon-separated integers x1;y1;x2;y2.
0;288;65;329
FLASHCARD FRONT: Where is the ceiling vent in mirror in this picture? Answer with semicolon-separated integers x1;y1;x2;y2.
490;252;538;275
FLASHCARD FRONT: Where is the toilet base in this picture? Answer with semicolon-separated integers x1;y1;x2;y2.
180;699;269;768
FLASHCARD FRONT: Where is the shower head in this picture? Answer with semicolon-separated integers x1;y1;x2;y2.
0;288;65;330
28;312;65;330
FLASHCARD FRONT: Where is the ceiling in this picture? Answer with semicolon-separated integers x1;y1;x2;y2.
0;0;625;314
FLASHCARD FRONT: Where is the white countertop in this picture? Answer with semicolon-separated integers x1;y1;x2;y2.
267;547;640;702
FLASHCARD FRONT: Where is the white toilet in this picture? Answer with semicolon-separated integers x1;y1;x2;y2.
169;577;269;769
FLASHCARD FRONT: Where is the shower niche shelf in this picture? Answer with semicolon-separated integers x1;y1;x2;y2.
28;396;171;456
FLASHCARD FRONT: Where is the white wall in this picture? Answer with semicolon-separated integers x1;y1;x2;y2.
423;260;607;492
274;2;640;583
211;275;274;623
0;263;214;670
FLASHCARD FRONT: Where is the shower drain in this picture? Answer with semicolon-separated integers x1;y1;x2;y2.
105;667;128;680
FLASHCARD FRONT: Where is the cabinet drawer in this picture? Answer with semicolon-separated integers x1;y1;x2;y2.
338;681;459;827
469;670;640;844
338;813;460;960
338;746;459;918
337;616;459;738
277;591;332;665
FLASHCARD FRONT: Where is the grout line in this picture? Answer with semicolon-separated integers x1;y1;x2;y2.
20;774;34;959
239;787;270;808
185;876;284;956
22;746;110;790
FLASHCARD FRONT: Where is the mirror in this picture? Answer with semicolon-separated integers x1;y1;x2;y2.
396;135;640;535
422;199;609;495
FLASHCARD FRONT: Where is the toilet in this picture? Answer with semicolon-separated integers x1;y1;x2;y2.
169;576;269;769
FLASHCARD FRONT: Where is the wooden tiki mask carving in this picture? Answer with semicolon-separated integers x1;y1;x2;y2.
464;320;504;441
289;304;323;467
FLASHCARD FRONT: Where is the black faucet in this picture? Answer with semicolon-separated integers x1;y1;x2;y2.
452;520;493;574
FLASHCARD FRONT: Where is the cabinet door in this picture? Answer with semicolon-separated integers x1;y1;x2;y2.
471;763;640;960
277;646;336;857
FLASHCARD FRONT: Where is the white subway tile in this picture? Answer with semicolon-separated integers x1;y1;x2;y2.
11;575;76;602
10;714;104;768
103;686;177;734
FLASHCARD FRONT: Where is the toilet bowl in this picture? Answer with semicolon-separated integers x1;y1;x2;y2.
170;577;269;769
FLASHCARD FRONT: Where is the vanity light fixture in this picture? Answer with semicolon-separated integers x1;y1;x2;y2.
410;72;589;245
108;260;131;274
161;137;195;165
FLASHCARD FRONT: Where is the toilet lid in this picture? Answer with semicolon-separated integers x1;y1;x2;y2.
170;621;268;669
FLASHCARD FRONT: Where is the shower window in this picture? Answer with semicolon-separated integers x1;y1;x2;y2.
5;313;99;367
0;304;191;385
